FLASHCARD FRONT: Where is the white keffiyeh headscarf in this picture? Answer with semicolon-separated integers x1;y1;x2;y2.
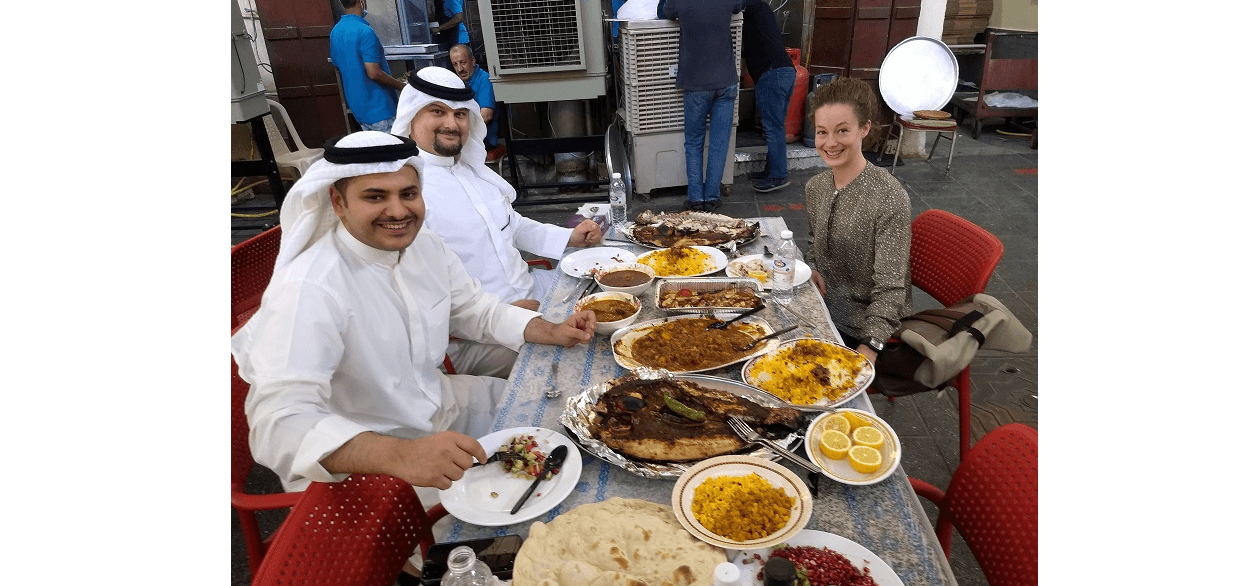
272;131;426;276
390;66;517;203
233;131;426;359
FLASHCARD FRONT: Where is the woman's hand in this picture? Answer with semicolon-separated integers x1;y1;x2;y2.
809;270;826;296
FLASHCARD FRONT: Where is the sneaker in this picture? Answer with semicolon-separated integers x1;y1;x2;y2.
683;199;707;211
704;198;722;211
753;176;791;193
749;169;770;181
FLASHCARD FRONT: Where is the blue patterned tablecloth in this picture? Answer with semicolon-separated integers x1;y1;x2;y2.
436;218;957;586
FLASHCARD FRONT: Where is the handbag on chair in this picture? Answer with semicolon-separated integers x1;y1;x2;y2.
873;294;1031;397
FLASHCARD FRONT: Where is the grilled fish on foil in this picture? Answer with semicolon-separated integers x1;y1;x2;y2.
589;372;805;463
625;210;759;248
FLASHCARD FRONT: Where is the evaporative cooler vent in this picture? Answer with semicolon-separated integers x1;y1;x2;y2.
487;0;586;73
620;19;743;134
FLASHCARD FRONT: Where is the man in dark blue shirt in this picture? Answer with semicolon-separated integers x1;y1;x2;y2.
742;0;795;192
658;0;744;212
329;0;407;131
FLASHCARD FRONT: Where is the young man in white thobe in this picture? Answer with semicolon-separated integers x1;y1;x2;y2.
391;67;605;378
231;132;596;499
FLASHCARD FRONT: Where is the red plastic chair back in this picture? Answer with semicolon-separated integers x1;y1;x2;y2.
232;227;282;330
909;209;1004;307
251;474;434;586
940;423;1037;586
907;210;1003;458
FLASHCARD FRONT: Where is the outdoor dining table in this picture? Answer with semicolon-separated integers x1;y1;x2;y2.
435;217;958;586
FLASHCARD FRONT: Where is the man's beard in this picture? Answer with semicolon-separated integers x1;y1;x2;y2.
433;133;464;157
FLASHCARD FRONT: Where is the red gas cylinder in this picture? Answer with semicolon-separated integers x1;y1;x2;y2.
784;48;809;142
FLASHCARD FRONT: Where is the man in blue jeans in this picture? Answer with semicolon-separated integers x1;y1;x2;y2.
330;0;406;131
742;0;795;192
659;0;744;211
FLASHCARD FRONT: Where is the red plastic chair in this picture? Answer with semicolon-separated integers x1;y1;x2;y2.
232;226;282;330
907;209;1004;459
251;473;443;586
910;423;1037;586
233;330;303;578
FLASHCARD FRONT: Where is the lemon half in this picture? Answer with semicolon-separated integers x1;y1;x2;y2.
820;414;851;435
842;410;872;430
818;430;851;460
851;426;885;450
848;445;882;474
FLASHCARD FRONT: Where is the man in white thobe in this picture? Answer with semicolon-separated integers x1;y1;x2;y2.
391;67;604;378
231;132;595;498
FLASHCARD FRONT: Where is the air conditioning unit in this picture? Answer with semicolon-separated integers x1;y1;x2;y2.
477;0;606;103
617;16;742;196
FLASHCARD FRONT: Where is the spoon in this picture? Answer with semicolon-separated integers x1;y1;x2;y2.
734;325;800;351
706;304;765;330
510;445;568;514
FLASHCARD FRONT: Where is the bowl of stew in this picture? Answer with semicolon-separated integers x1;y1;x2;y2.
594;263;656;296
576;291;643;335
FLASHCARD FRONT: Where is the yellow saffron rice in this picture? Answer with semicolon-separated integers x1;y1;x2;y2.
748;339;868;405
639;246;715;277
690;473;794;541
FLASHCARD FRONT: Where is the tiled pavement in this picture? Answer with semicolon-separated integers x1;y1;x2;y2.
230;128;1037;586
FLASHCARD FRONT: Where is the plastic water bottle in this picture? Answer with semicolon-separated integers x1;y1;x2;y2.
609;172;627;228
711;561;741;586
772;229;796;307
440;546;497;586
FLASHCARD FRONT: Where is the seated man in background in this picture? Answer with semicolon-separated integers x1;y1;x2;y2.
448;44;505;161
232;131;596;501
392;67;604;378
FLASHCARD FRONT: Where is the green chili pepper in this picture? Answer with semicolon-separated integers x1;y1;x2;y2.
661;390;706;422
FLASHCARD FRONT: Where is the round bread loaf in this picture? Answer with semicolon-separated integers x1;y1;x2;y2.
512;497;726;586
913;109;952;120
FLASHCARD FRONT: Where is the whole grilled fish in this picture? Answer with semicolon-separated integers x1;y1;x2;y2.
630;210;758;247
589;374;804;463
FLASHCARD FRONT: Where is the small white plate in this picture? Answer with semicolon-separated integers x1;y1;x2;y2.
636;246;729;278
804;409;901;486
438;427;582;526
726;255;811;290
670;455;811;550
559;247;639;278
729;529;906;586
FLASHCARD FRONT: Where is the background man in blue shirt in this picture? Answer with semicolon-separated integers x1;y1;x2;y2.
432;0;470;49
449;44;503;160
330;0;407;131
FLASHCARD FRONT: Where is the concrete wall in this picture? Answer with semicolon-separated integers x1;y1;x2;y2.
993;0;1038;31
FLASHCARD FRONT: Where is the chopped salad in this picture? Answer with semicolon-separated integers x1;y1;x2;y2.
498;434;557;480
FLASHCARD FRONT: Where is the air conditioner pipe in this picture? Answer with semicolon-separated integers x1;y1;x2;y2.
550;100;588;182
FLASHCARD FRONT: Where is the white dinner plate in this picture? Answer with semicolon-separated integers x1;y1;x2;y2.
741;338;874;409
729;529;906;586
804;409;902;486
725;255;811;290
671;455;811;550
438;426;582;526
559;247;639;278
636;246;728;278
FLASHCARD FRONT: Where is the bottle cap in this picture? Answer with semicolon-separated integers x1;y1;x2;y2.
711;561;740;586
764;556;797;585
780;229;793;239
612;172;621;179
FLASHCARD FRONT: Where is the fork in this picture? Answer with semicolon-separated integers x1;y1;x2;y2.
727;417;822;474
733;325;800;351
470;450;527;468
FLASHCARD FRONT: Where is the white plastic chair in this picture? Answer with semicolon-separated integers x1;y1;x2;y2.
265;99;323;179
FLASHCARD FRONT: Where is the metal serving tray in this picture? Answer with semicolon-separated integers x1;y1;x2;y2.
654;277;764;314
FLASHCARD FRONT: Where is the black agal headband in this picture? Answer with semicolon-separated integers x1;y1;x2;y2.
407;71;475;101
322;135;419;164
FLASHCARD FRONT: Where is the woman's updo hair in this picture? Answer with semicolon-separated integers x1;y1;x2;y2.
810;77;880;128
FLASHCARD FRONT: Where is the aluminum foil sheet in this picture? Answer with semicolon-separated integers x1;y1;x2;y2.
655;277;764;314
559;367;809;479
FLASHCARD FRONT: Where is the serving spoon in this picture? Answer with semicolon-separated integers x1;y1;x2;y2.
734;325;800;351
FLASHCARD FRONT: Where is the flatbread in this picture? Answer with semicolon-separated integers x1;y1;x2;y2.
913;109;952;120
513;498;726;586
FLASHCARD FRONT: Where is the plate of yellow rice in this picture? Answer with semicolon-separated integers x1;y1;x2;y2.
670;455;811;550
741;338;874;409
636;245;727;277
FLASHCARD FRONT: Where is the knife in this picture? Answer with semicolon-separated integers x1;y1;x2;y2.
510;445;568;515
